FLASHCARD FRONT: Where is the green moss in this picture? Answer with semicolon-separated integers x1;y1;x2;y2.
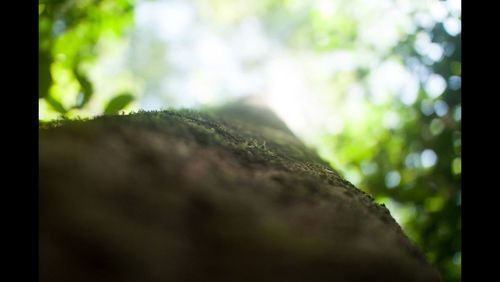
40;103;440;282
40;106;407;238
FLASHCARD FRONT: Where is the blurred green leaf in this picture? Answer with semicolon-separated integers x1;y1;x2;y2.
39;49;52;98
73;67;93;108
39;0;136;118
104;93;135;114
45;94;67;114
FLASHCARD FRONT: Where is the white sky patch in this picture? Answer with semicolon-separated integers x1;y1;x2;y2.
395;67;420;106
135;0;195;41
324;115;345;135
197;33;236;75
361;22;395;49
186;71;218;104
140;95;165;111
369;60;413;105
132;1;279;110
414;12;435;30
167;43;198;72
443;17;461;36
345;85;367;122
265;57;310;134
415;32;444;62
321;51;358;73
317;0;338;18
425;74;447;98
427;43;444;62
330;0;416;50
233;18;271;61
429;0;448;22
446;0;462;17
384;111;401;129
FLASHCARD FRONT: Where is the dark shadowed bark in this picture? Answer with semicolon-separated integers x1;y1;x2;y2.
39;99;441;282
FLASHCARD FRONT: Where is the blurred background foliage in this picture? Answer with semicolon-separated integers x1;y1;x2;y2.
39;0;461;281
39;0;135;117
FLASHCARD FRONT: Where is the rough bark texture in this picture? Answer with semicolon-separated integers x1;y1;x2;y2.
39;100;441;282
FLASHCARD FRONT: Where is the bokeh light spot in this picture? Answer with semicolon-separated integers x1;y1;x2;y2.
430;118;445;135
453;252;461;265
385;171;401;188
425;74;447;98
434;100;449;117
448;75;461;90
420;99;435;116
443;17;461;36
421;149;438;168
361;161;378;175
453;105;461;121
452;157;461;175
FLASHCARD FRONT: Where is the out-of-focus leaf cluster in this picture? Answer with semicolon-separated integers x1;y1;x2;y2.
39;0;135;117
313;10;461;282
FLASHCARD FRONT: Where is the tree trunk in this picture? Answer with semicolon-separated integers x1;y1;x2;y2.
39;99;441;282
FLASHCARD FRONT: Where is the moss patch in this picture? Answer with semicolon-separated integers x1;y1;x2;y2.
39;103;441;282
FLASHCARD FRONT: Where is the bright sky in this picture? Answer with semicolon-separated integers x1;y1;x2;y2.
121;0;460;143
41;0;461;144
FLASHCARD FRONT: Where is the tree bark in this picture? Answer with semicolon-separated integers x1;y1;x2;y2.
39;99;441;282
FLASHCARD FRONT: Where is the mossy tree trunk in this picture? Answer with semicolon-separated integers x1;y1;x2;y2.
39;100;441;282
